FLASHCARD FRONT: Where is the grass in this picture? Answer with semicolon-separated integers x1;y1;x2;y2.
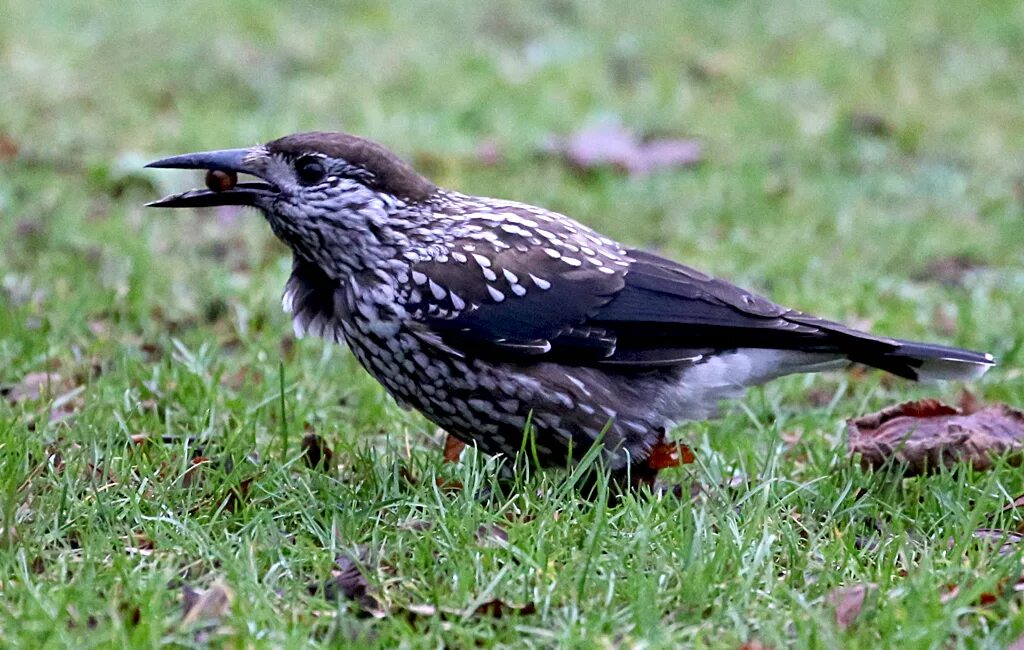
2;0;1024;646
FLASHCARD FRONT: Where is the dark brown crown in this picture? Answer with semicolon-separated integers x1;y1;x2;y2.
267;131;436;202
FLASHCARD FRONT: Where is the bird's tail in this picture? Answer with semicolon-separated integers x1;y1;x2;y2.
852;339;995;383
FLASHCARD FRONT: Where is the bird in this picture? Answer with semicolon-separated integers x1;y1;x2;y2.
146;131;995;486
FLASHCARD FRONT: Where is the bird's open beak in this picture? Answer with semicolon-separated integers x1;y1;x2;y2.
145;147;275;208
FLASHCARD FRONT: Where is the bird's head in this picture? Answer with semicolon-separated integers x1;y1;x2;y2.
147;132;437;275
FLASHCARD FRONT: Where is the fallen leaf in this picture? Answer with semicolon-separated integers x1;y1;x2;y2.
847;400;1024;475
472;598;536;619
939;583;960;604
475;523;508;547
0;133;19;161
827;583;876;629
475;139;504;167
971;528;1024;555
434;478;464;493
2;372;63;403
443;434;466;463
397;519;433;532
847;111;891;137
911;255;982;287
180;579;233;628
316;552;385;617
1001;494;1024;515
549;122;702;176
647;441;696;471
181;457;210;489
301;428;334;471
959;388;982;415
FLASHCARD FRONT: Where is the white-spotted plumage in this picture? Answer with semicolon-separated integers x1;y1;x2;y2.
150;130;995;477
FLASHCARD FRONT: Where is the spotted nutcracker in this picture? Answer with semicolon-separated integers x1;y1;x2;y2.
147;132;995;482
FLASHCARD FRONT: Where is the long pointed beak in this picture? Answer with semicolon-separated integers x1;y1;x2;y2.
145;147;276;208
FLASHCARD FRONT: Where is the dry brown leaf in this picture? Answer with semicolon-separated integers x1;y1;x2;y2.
180;579;233;628
1001;494;1024;516
316;552;385;618
939;583;960;604
847;400;1024;475
475;523;509;547
472;598;537;619
826;583;876;629
443;434;467;463
0;134;18;161
911;255;982;287
549;122;702;176
647;441;696;471
847;111;892;137
301;428;335;471
971;528;1024;556
2;372;63;403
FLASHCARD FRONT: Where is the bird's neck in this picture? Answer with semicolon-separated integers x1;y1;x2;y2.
283;190;442;283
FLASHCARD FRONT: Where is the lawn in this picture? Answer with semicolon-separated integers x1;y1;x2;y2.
2;1;1024;647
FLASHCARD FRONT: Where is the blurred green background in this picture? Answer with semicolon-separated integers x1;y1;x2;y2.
2;1;1023;647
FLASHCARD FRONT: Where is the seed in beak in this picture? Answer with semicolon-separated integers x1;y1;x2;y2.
205;169;238;192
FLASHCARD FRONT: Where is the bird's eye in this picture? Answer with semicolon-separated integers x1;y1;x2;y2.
295;157;326;185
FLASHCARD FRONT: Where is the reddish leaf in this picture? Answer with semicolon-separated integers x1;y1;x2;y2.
443;434;466;463
826;583;875;629
939;583;960;604
647;441;696;471
847;400;1024;475
434;478;464;492
549;122;702;176
0;134;18;160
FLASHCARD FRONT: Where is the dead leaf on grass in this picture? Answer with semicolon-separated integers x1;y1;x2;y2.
2;372;63;403
847;400;1024;475
315;552;385;618
647;441;696;471
826;583;876;629
302;427;335;471
443;434;466;463
911;255;983;287
0;133;19;160
180;579;233;628
471;598;536;619
548;122;702;176
970;528;1024;556
847;111;892;137
475;523;508;547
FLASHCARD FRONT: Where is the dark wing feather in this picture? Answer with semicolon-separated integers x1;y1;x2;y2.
590;248;902;362
408;244;625;361
409;238;905;369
